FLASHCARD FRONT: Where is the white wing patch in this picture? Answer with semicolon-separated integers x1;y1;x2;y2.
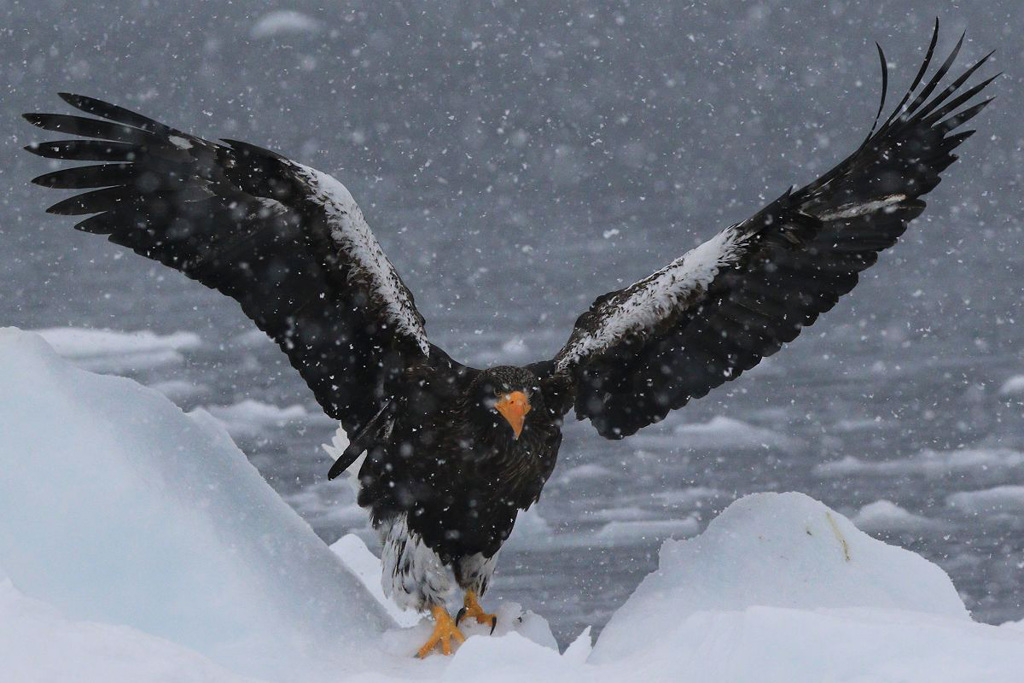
556;225;751;373
293;164;430;356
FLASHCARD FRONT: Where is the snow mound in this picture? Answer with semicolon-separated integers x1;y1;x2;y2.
0;328;389;680
592;493;1024;681
33;327;200;372
596;492;968;663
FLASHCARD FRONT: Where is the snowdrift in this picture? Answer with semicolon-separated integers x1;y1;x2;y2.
1;327;1022;682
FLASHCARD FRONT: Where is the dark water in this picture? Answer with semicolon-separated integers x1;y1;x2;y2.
2;0;1023;645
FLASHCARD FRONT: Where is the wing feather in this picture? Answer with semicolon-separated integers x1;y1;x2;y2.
553;23;995;438
25;95;433;435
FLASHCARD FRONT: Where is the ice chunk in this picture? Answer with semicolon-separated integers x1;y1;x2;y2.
201;399;333;439
998;375;1024;397
815;448;1024;476
947;486;1024;515
149;379;207;402
250;10;321;39
33;327;200;372
555;463;613;485
662;415;801;451
853;500;942;533
0;328;390;680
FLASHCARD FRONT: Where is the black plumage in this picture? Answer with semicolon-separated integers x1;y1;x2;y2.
24;22;994;654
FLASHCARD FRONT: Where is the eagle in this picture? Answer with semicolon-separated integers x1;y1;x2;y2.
24;23;993;657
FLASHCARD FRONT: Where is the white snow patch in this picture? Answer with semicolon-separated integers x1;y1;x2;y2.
33;327;200;372
250;10;321;39
853;500;942;533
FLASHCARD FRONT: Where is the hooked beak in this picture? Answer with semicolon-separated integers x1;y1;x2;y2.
495;391;531;440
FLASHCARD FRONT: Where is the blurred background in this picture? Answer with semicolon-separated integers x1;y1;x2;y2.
2;0;1022;644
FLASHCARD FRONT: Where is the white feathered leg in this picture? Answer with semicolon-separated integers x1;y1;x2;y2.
378;514;455;612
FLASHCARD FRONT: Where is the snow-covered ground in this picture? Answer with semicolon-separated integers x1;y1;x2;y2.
1;327;1022;682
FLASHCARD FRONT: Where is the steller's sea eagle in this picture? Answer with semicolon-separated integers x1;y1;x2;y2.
24;22;995;657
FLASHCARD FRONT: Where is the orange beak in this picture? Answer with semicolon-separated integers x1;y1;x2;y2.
495;391;531;440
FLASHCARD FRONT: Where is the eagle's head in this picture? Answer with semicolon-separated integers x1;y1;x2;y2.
470;366;540;441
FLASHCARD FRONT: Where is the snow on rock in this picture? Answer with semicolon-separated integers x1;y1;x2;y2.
853;499;943;533
249;10;321;40
33;327;200;372
0;328;390;680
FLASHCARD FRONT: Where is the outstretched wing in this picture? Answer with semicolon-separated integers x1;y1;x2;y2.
25;93;433;436
552;23;996;439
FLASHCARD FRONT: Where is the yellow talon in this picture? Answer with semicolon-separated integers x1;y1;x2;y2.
417;605;465;658
457;590;498;633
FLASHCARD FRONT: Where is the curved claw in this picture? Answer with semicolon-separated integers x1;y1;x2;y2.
460;590;498;634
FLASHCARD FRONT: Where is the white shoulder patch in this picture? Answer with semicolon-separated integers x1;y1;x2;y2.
292;164;430;356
